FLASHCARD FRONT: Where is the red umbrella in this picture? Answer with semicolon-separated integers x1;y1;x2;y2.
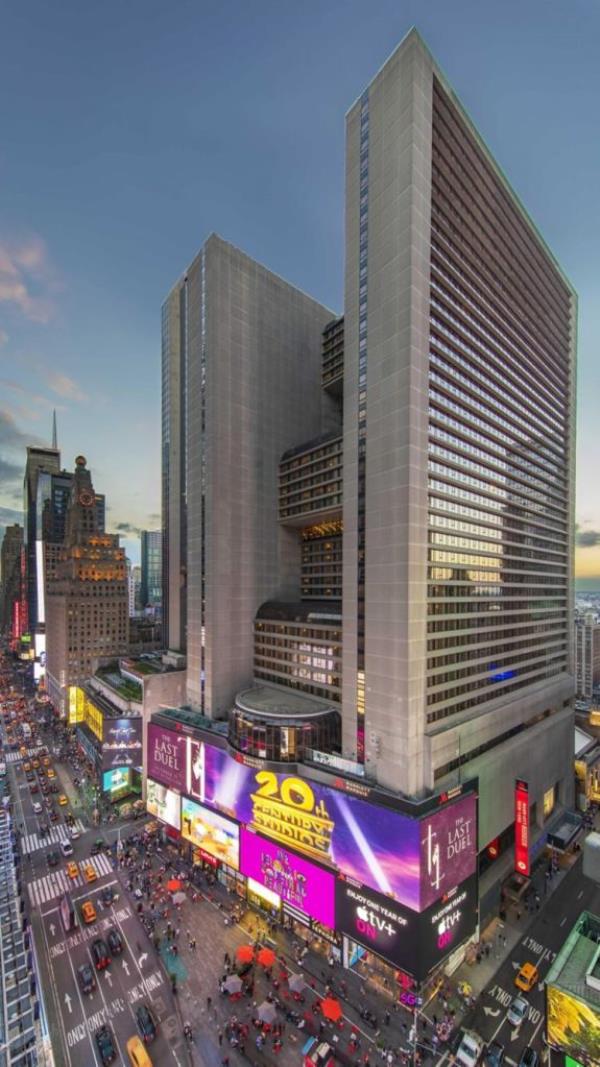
257;946;276;967
167;878;182;892
236;945;255;964
321;997;343;1023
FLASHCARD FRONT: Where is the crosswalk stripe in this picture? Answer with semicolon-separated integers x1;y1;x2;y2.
27;850;115;905
20;818;87;855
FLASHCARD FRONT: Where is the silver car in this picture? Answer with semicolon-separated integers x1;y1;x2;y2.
507;996;528;1027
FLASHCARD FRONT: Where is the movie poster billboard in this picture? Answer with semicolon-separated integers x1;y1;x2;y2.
147;778;181;831
181;797;240;870
148;723;477;911
241;828;335;927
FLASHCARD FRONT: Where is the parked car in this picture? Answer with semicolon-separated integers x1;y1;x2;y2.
455;1031;485;1067
77;963;96;995
484;1041;505;1067
507;996;529;1028
518;1049;539;1067
135;1003;157;1043
91;939;111;971
95;1025;116;1064
107;928;124;956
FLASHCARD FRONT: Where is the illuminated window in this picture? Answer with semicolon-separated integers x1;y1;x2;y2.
543;785;556;819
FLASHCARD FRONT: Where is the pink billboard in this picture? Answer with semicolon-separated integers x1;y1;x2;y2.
240;828;335;928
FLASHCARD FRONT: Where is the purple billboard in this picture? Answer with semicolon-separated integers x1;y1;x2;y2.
148;723;477;911
241;828;335;928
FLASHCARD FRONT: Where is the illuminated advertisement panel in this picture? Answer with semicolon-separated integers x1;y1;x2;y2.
241;828;335;928
147;779;181;830
148;724;477;911
546;984;600;1067
336;874;478;981
102;717;143;770
514;779;530;876
181;797;239;870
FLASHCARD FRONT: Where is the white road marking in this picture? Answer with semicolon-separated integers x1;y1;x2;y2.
560;916;567;926
27;853;114;905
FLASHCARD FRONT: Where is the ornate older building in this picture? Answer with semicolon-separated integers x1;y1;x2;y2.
46;456;129;715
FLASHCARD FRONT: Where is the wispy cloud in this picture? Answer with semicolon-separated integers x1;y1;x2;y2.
0;236;59;324
577;529;600;548
41;368;88;403
114;521;142;537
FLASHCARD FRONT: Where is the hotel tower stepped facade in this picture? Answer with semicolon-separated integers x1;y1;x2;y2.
163;30;577;883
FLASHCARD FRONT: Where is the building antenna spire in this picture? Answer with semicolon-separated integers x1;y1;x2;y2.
52;409;58;450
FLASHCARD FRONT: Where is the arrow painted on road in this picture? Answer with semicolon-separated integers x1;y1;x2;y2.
64;993;72;1014
511;961;521;970
49;924;55;937
122;960;130;977
538;982;545;992
510;1028;521;1042
483;1007;500;1017
138;953;148;968
104;971;112;987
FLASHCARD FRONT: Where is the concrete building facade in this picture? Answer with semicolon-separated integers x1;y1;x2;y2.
162;235;337;717
575;613;600;702
0;524;23;636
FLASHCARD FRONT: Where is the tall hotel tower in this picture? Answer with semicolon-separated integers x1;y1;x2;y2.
163;31;576;869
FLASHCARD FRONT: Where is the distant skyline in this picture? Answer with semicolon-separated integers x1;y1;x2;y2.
1;0;599;577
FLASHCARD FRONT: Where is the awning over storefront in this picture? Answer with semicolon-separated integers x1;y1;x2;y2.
546;810;583;852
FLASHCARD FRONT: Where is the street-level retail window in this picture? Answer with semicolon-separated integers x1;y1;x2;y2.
543;785;556;820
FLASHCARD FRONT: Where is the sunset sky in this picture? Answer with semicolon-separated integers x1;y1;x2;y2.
1;0;598;584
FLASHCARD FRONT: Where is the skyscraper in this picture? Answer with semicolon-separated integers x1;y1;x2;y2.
23;443;60;635
162;234;337;714
0;524;23;636
163;31;576;893
140;530;162;611
45;457;128;715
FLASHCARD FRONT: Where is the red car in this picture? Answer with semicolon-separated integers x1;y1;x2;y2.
91;939;111;970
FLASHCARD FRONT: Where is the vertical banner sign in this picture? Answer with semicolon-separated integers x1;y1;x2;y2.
514;779;530;876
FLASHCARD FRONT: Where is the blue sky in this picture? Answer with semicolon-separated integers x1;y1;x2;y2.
0;0;598;578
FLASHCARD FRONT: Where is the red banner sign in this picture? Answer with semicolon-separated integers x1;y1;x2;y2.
514;779;530;876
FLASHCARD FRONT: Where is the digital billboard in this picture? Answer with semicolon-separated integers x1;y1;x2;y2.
515;779;530;876
102;717;143;770
241;828;335;928
336;874;478;981
149;723;477;910
147;778;181;831
181;797;240;869
546;984;600;1067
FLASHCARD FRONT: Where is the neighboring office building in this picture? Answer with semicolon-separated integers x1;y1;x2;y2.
69;655;186;805
575;613;600;702
0;524;23;635
162;29;577;930
140;530;162;612
127;561;141;617
45;456;129;716
23;442;60;637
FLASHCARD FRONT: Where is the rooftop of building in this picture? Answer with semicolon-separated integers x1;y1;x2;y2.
545;911;600;1009
93;665;143;703
153;705;229;738
256;600;342;623
82;679;142;717
235;683;338;721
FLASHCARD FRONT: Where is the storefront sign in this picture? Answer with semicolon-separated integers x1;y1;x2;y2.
146;778;181;831
241;828;335;928
181;797;240;870
102;717;142;770
148;723;478;912
515;779;530;876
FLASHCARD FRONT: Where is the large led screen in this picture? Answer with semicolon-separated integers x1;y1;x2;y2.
102;717;143;770
181;797;239;870
148;724;477;910
336;873;478;982
241;828;335;928
546;985;600;1067
147;778;181;831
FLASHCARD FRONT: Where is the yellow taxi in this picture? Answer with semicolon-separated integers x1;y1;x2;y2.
32;758;40;769
84;864;97;884
58;794;68;806
23;762;31;773
66;862;79;880
47;769;56;779
126;1036;153;1067
81;900;97;924
515;961;540;992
